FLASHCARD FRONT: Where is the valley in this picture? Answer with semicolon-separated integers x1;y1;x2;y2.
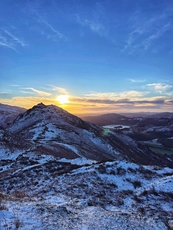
83;112;173;161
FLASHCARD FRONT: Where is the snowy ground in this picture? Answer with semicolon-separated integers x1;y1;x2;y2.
1;153;173;229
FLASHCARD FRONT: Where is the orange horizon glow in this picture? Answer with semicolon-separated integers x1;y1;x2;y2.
1;94;173;117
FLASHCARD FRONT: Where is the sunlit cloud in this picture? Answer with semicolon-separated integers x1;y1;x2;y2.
147;83;172;93
0;96;55;109
24;87;52;96
1;84;173;115
51;86;69;95
1;92;173;115
118;90;145;98
72;95;166;106
85;90;145;100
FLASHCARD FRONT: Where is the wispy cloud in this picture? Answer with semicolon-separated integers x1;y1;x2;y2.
36;15;67;42
147;83;172;93
85;90;145;100
10;84;20;87
0;34;16;51
4;30;27;47
76;15;106;38
123;9;172;53
23;88;52;97
0;28;27;51
128;78;146;83
51;86;69;95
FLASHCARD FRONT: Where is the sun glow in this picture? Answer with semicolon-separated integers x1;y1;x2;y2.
56;95;69;105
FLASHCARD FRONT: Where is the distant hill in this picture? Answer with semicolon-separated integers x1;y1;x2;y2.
83;111;173;152
120;112;157;118
82;113;128;126
82;113;140;126
0;103;26;128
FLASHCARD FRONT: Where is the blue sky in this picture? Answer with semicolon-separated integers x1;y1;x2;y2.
0;0;173;115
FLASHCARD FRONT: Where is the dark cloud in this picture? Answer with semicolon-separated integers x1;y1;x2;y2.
73;97;166;105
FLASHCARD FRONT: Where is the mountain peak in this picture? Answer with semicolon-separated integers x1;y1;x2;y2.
33;102;46;109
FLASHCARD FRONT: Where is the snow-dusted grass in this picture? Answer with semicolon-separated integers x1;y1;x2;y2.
1;153;173;229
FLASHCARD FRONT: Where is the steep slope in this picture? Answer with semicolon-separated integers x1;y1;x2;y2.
0;103;26;128
6;103;161;165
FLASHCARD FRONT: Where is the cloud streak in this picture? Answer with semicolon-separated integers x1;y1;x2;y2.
24;88;52;97
0;34;16;51
0;28;27;51
76;15;107;38
123;8;172;53
128;78;146;83
37;15;67;41
4;30;27;47
51;86;69;95
72;96;166;106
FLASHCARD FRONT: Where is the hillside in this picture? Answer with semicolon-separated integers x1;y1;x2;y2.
0;153;173;229
0;103;173;229
3;102;163;165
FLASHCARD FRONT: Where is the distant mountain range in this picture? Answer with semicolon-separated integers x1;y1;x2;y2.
82;113;128;126
83;111;173;158
82;112;173;126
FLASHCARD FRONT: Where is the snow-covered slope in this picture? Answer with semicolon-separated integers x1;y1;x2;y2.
0;153;173;229
6;103;159;164
0;103;26;128
1;103;173;229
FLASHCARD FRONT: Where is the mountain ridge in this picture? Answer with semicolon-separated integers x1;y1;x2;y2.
0;102;165;166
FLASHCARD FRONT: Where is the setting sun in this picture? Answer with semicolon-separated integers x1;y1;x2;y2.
56;95;69;105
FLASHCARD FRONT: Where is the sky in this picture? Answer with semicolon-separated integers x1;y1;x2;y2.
0;0;173;115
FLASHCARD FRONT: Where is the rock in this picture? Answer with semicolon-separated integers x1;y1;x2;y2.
168;220;173;229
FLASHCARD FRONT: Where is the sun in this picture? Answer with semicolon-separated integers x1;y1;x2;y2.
56;95;69;105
